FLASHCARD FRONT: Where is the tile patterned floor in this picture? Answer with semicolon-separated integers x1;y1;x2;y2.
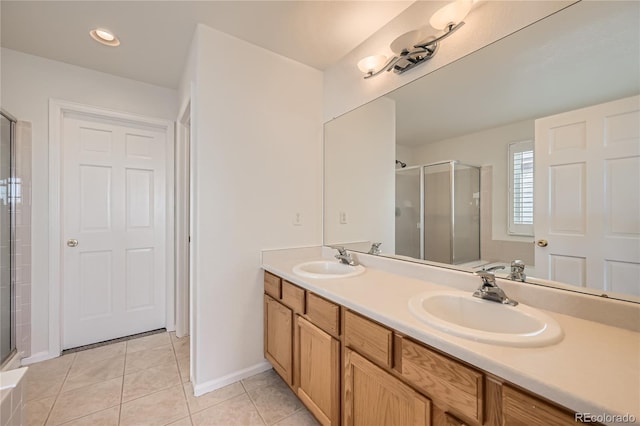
24;332;318;426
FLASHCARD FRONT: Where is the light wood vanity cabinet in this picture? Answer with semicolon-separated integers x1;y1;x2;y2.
297;316;340;425
264;294;293;385
344;348;431;426
263;272;341;425
263;270;590;426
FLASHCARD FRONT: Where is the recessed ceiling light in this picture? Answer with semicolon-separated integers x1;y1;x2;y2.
90;28;120;47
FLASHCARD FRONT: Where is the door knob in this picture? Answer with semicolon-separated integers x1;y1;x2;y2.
536;239;548;247
67;239;79;247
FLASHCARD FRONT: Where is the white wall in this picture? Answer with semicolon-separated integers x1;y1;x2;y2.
409;119;534;242
0;48;178;358
185;24;323;394
323;1;574;122
324;97;395;251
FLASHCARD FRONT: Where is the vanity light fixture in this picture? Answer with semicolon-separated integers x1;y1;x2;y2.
90;28;120;47
358;0;472;79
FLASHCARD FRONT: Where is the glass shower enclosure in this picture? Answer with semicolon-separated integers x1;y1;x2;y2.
395;161;480;265
0;111;16;366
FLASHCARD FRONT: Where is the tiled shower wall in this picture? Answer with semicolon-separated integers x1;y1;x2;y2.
14;121;31;359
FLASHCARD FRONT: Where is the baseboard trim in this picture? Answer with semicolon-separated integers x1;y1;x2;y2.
21;351;59;366
193;360;273;397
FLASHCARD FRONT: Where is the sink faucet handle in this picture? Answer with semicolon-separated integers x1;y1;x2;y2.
508;259;526;282
368;242;382;255
511;259;525;271
474;270;496;286
334;246;347;256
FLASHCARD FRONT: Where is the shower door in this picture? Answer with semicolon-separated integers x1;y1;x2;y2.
0;113;14;364
395;167;422;258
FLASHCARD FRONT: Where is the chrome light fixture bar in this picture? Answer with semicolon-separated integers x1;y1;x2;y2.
358;0;473;79
362;22;464;79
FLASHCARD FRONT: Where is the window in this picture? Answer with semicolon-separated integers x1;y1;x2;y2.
508;140;534;236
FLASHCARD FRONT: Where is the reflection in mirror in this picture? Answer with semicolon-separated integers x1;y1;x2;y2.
323;1;640;302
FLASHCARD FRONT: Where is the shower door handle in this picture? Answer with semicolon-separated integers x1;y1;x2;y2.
67;239;79;247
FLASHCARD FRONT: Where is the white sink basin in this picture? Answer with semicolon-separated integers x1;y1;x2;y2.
292;260;365;279
408;291;563;347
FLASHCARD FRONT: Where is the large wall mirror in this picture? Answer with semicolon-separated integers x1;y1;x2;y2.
324;1;640;303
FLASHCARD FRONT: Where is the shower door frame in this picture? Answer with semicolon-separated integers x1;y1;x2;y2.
396;165;425;260
0;109;17;368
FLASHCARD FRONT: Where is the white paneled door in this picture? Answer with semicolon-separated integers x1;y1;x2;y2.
535;95;640;296
62;114;167;349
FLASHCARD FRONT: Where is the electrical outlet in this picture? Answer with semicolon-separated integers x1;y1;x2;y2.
293;212;302;226
339;211;348;224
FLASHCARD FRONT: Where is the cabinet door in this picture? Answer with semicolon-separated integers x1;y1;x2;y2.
344;348;431;426
264;295;293;385
297;316;340;425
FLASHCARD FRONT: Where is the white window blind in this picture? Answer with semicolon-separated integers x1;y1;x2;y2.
508;140;534;236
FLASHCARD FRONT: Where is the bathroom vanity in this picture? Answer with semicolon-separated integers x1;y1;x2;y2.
262;247;640;426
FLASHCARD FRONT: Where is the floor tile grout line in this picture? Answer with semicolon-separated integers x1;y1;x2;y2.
122;335;175;378
117;402;123;426
42;352;76;425
58;357;126;396
272;407;309;426
119;341;128;426
186;384;247;416
244;382;269;426
122;377;182;405
53;403;121;426
177;365;194;425
119;381;184;407
48;380;124;425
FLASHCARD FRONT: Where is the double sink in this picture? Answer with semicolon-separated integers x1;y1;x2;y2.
292;259;563;348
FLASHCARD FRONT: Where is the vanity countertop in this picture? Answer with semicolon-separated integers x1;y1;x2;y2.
262;247;640;425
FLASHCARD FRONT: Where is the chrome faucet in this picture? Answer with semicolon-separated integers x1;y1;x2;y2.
335;247;357;266
473;270;518;306
368;242;382;255
507;260;526;282
484;264;505;273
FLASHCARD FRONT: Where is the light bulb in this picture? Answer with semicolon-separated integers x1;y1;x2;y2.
90;28;120;47
95;29;115;42
390;29;427;55
357;55;387;74
430;0;473;31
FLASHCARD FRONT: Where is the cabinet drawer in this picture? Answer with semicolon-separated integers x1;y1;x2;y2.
264;271;281;299
401;338;483;424
503;385;578;426
282;280;305;313
306;292;340;336
344;310;393;369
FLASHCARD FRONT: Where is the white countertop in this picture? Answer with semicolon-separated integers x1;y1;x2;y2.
262;247;640;425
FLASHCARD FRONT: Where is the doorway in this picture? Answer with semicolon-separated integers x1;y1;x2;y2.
49;100;175;353
175;103;191;338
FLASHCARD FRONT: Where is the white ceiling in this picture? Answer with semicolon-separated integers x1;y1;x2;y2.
0;1;414;89
386;1;640;147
